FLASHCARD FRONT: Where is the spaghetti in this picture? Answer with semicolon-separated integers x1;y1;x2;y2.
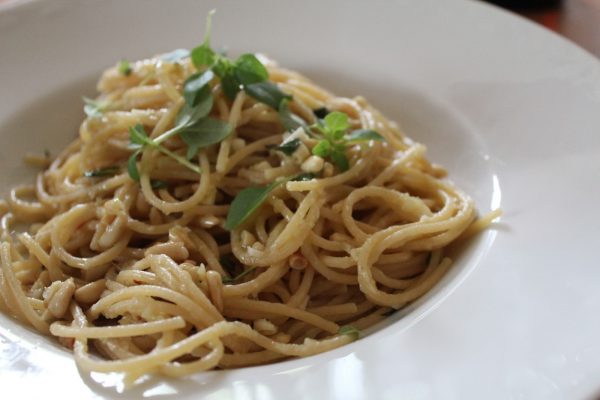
0;43;498;384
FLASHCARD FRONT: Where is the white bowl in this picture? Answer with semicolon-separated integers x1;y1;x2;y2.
1;1;600;398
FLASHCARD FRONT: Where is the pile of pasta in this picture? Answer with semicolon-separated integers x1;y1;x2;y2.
0;53;491;383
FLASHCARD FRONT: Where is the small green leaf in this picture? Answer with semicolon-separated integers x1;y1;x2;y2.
324;111;349;136
190;10;216;68
346;129;384;143
191;45;216;68
313;107;330;119
312;140;331;157
330;146;349;171
129;124;150;146
278;99;306;132
220;72;242;100
179;118;231;160
83;97;109;118
118;59;132;76
244;81;291;110
225;180;283;230
291;172;316;182
183;70;214;106
269;138;301;156
127;150;141;181
234;53;268;85
338;325;360;340
212;57;232;78
160;48;190;63
175;88;213;128
84;166;120;178
151;180;168;189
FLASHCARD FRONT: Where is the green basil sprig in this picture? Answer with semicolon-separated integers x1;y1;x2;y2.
127;124;202;181
311;111;384;171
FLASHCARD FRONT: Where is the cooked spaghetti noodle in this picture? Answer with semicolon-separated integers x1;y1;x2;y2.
0;49;498;384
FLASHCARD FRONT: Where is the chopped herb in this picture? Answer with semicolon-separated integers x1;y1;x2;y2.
268;138;301;156
313;107;330;119
338;325;361;340
83;97;109;118
224;179;284;231
245;81;291;110
278;98;307;132
222;266;256;284
160;48;191;63
43;149;50;158
346;129;384;143
291;172;316;182
84;166;120;178
118;59;132;76
151;180;168;189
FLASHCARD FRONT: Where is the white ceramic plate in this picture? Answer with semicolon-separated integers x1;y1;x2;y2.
1;0;600;399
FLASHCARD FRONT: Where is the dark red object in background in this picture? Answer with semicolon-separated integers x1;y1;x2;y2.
483;0;562;31
483;0;561;10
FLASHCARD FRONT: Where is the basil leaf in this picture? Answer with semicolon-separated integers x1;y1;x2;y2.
313;107;330;119
324;111;349;137
346;129;384;143
175;87;213;128
330;146;349;171
183;70;214;106
234;53;268;85
179;118;231;160
84;166;120;178
127;149;141;181
191;45;215;68
151;180;168;189
225;180;283;230
278;99;306;132
118;59;132;76
338;325;360;340
221;72;242;100
291;172;316;182
269;138;301;156
160;48;190;63
312;140;331;157
244;81;291;110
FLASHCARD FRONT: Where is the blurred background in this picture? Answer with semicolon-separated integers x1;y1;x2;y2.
0;0;598;58
484;0;600;57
